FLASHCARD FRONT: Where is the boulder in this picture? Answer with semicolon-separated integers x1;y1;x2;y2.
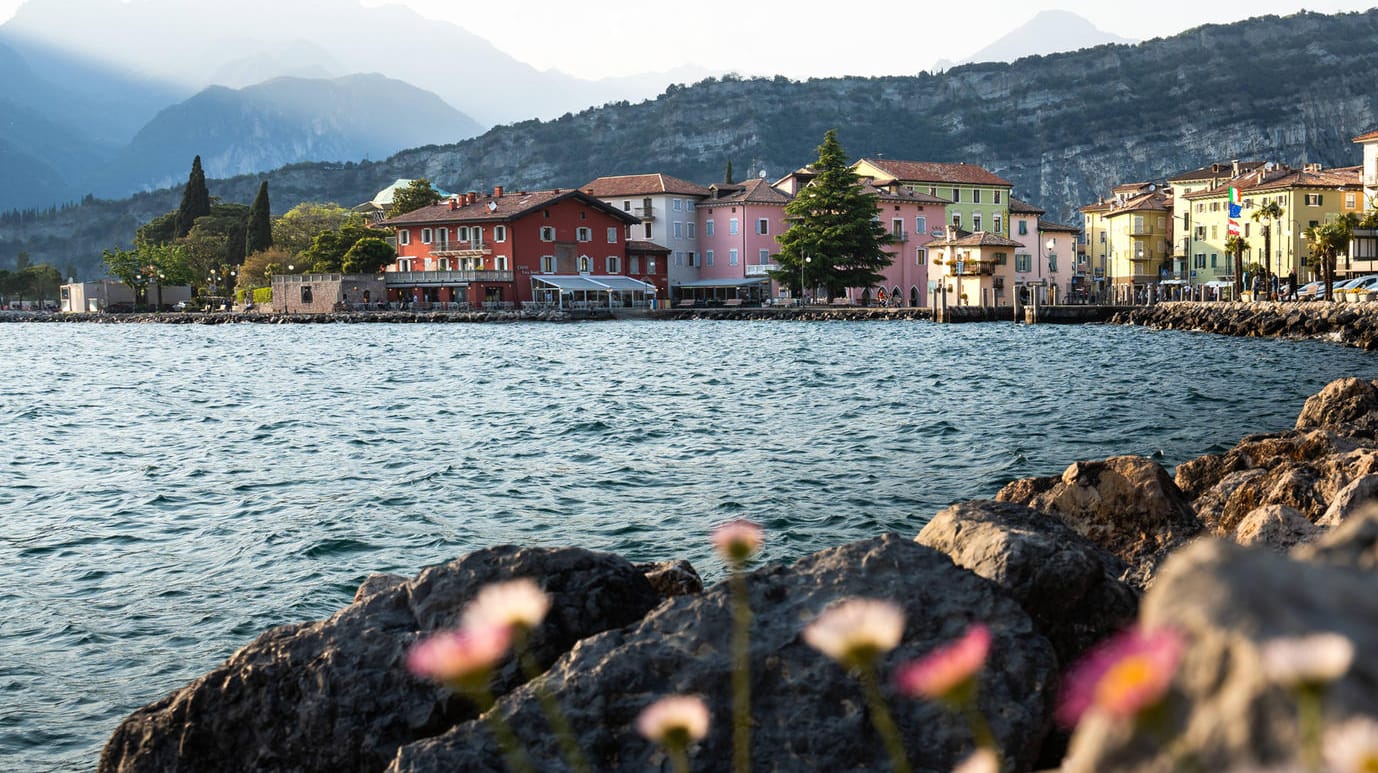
995;455;1202;585
1294;376;1378;431
916;501;1138;667
387;535;1059;773
1317;474;1378;527
99;546;661;773
1295;506;1378;573
1232;504;1317;551
635;559;704;598
1063;539;1378;772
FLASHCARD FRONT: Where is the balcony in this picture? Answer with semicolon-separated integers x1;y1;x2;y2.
1126;225;1153;236
386;270;514;287
430;243;492;257
635;206;655;222
952;261;996;276
744;263;779;277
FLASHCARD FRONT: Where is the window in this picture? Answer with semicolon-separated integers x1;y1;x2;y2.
1347;193;1358;209
673;222;683;239
434;228;448;247
494;225;507;242
994;191;1002;204
607;227;618;243
421;228;432;244
1048;254;1057;272
952;214;962;228
577;227;592;242
685;201;694;213
1211;225;1218;239
706;220;715;236
540;256;554;273
471;227;483;246
973;189;982;204
953;188;962;203
687;252;698;267
578;256;592;272
623;200;631;211
972;214;982;232
1017;220;1028;236
1305;193;1323;206
892;218;904;238
674;251;684;266
540;226;556;241
706;250;714;266
647;257;657;273
1194;254;1206;269
687;222;695;239
1210;253;1218;268
994;252;1007;265
729;218;740;235
673;198;683;211
1195;226;1206;240
300;285;313;304
1015;254;1032;272
729;249;739;265
495;255;508;270
915;216;927;235
1244;223;1251;237
579;211;587;220
630;255;640;273
606;256;620;273
643;223;652;238
759;249;770;264
916;248;926;266
756;218;769;235
993;215;1002;235
397;229;410;245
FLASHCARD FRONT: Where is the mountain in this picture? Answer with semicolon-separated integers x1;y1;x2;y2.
5;9;1377;281
95;74;485;195
955;10;1136;66
0;0;716;127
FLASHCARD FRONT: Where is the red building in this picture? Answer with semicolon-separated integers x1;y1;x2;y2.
376;186;663;308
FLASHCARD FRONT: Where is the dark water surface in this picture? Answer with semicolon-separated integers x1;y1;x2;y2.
2;320;1373;770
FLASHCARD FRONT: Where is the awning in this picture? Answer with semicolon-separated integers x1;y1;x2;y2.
533;275;657;292
674;277;770;289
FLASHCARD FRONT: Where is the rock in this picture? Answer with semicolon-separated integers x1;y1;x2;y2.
916;500;1138;667
995;455;1202;585
1295;506;1378;573
634;559;703;598
1317;474;1378;527
1232;504;1317;550
1062;539;1378;772
1294;377;1378;431
99;546;661;773
387;535;1059;773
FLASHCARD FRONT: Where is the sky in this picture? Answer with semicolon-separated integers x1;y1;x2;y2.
0;0;1374;80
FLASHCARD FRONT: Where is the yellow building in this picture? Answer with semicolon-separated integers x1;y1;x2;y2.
926;226;1022;307
1183;164;1363;283
1168;161;1266;285
1079;183;1173;302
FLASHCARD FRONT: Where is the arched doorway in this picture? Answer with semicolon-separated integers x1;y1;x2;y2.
890;286;901;307
910;286;920;307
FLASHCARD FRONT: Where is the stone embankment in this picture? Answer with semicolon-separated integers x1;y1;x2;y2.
1112;300;1378;349
100;378;1378;773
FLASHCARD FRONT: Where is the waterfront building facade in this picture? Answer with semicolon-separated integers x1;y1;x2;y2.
867;184;948;307
689;178;792;303
580;173;711;292
1079;182;1174;302
1167;160;1267;286
851;158;1013;238
376;187;654;308
1356;129;1378;210
1039;219;1082;304
926;226;1023;307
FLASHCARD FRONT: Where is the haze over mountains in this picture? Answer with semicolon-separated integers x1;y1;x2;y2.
936;9;1137;69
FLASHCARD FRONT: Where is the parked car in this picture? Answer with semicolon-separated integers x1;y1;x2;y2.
1295;280;1326;301
1335;274;1378;301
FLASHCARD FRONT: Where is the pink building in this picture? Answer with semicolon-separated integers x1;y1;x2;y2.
686;178;793;303
869;184;947;307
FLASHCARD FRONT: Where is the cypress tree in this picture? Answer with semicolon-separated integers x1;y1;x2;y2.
245;180;273;256
174;156;211;238
725;160;735;184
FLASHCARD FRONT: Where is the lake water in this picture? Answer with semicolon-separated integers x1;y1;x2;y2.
3;319;1375;771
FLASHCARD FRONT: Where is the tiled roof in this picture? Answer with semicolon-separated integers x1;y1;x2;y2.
698;178;792;207
1354;129;1378;143
626;240;671;253
1008;196;1046;215
378;189;639;226
1080;190;1172;215
1183;165;1362;199
928;230;1025;249
581;173;711;198
1038;219;1081;234
1168;161;1266;183
855;158;1012;187
863;183;949;205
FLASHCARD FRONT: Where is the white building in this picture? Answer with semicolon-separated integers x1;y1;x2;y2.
581;173;711;291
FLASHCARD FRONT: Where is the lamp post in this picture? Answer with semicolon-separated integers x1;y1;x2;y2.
1046;237;1057;306
800;256;811;305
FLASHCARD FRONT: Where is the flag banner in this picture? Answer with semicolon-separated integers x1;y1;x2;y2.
1228;220;1241;236
1229;187;1240;203
1229;203;1243;218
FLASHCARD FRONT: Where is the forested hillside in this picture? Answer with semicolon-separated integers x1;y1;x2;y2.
6;9;1378;279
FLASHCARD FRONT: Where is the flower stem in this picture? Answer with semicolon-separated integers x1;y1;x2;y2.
962;701;1001;768
473;687;535;773
512;629;591;773
730;567;752;773
859;662;912;773
1298;685;1324;773
668;742;691;773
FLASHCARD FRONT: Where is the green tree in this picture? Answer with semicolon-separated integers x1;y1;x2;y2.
245;180;273;256
341;237;395;274
236;247;295;293
1224;234;1250;298
301;222;379;273
174;156;212;238
273;202;356;258
22;264;62;306
386;178;441;218
136;211;179;247
1305;215;1357;301
102;243;192;309
1252;200;1284;300
771;129;893;299
724;160;735;185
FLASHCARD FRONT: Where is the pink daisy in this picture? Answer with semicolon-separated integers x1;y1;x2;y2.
406;623;512;692
711;520;764;565
1057;626;1184;727
895;624;991;703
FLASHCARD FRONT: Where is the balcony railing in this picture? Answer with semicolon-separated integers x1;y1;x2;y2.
430;243;492;257
636;206;655;222
744;263;779;276
386;270;514;285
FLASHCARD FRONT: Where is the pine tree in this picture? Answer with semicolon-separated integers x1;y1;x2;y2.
245;181;273;257
725;160;735;185
174;156;211;238
771;130;893;299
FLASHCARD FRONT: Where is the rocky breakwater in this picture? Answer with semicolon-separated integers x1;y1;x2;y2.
1112;300;1378;349
101;378;1378;773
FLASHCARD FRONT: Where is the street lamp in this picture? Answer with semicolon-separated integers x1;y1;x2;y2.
800;256;812;305
1045;237;1057;305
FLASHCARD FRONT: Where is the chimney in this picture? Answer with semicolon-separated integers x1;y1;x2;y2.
494;185;504;198
946;224;958;240
466;191;478;206
448;198;457;211
1211;163;1223;173
1231;159;1240;176
1305;162;1322;173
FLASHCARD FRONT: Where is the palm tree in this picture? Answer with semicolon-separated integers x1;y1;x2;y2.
1305;216;1356;301
1252;200;1284;300
1225;234;1250;300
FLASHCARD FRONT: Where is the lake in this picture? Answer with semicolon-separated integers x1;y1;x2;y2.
2;319;1374;771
